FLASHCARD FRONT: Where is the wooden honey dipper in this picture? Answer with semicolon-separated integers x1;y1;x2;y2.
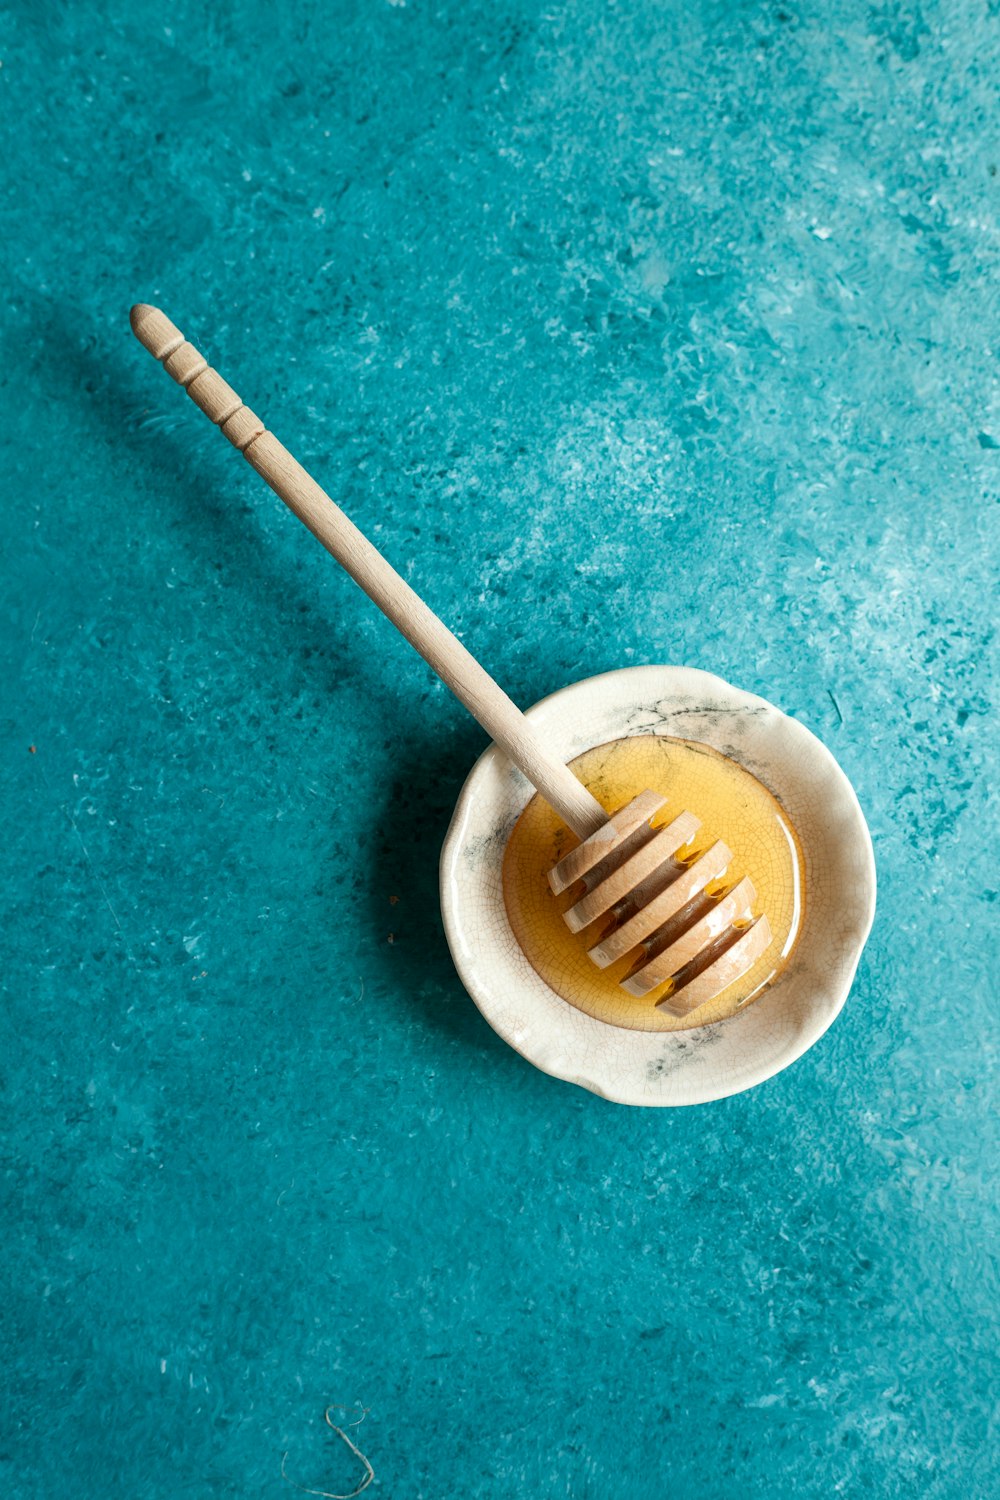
130;305;770;1017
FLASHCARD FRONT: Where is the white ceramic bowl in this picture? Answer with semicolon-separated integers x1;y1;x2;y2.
439;665;876;1106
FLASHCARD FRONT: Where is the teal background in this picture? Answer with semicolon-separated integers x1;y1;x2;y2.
1;1;997;1495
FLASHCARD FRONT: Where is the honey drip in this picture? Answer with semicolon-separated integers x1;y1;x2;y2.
502;735;805;1033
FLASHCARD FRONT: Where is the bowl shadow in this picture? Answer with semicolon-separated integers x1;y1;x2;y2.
365;722;516;1055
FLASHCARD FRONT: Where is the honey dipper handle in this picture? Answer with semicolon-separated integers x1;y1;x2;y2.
130;305;606;839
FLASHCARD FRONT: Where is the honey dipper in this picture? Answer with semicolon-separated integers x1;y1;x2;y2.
130;305;770;1018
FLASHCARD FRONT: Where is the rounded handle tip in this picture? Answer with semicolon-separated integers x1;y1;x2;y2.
130;303;183;360
129;301;156;333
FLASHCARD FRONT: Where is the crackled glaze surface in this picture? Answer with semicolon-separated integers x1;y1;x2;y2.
442;667;875;1104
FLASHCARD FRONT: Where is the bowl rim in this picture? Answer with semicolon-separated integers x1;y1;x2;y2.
439;664;877;1106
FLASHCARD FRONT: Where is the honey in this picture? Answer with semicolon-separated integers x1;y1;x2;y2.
502;735;804;1032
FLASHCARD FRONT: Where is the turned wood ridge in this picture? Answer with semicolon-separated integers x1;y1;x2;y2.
129;304;606;840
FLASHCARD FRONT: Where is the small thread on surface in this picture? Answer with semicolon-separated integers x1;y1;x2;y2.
281;1406;374;1500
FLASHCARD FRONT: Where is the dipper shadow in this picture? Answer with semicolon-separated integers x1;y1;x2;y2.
39;304;566;1068
29;300;430;724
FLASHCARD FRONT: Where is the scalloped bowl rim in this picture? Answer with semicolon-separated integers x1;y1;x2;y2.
439;665;876;1106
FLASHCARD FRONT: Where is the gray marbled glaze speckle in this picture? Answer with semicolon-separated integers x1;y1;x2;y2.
441;665;876;1105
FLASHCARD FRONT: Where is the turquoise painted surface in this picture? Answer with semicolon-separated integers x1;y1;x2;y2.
1;1;997;1494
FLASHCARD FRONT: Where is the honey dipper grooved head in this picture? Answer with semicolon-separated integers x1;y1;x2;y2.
548;790;771;1018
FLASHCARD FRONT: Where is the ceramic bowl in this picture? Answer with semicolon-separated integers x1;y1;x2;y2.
439;665;876;1106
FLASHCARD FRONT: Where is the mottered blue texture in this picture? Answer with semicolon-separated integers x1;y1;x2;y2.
0;1;997;1495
